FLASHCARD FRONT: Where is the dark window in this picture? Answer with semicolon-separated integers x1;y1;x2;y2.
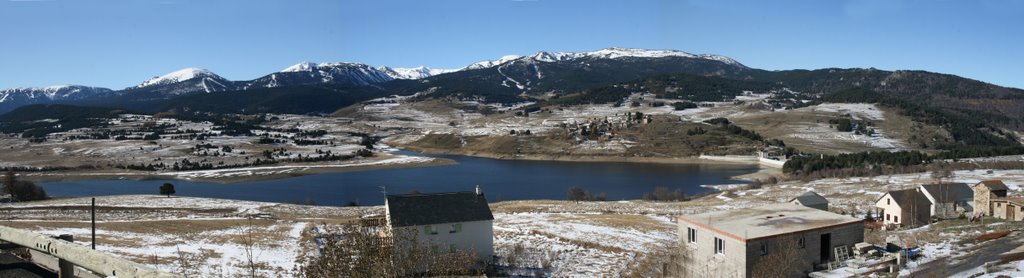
687;227;697;244
759;242;768;256
894;216;899;223
798;236;806;249
714;237;725;254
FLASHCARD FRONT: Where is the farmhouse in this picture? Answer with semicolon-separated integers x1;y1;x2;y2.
384;187;494;262
789;191;829;211
875;189;931;228
973;180;1009;217
677;203;863;277
917;183;973;219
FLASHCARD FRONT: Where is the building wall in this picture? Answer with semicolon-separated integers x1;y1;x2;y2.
992;201;1024;221
876;194;903;226
678;221;864;278
973;186;994;216
393;220;494;262
677;222;747;278
743;223;863;277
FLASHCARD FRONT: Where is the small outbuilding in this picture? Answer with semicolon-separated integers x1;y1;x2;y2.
991;197;1024;221
789;191;829;211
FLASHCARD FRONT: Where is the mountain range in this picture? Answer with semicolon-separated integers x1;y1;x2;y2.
1;47;1022;139
0;48;743;113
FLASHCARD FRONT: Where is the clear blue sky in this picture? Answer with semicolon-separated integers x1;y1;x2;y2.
1;0;1021;89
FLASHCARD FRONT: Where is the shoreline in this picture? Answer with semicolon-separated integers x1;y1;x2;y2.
399;146;786;181
22;155;457;184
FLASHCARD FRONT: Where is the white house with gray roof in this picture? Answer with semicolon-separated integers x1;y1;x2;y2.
677;203;863;277
384;186;494;262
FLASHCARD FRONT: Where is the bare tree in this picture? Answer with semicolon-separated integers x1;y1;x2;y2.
238;217;263;277
299;223;480;277
751;238;812;278
567;186;586;204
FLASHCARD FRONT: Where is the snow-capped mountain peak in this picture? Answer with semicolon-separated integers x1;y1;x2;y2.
281;62;317;73
464;47;744;69
464;55;525;70
138;68;219;88
377;66;456;80
0;85;115;110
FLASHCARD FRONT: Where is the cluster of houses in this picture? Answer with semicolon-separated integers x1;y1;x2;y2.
875;180;1023;228
673;180;1022;277
361;180;1019;277
560;112;653;142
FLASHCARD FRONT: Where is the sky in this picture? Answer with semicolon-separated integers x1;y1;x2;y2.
1;0;1022;89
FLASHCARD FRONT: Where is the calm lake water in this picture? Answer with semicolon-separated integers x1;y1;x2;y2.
40;151;757;206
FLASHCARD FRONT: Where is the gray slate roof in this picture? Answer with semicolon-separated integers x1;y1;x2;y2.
883;188;932;207
977;180;1009;191
920;183;973;202
386;192;493;227
789;191;828;206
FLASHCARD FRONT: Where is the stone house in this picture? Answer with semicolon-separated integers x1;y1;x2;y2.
384;187;494;262
677;203;863;277
973;180;1009;217
789;191;828;211
918;183;973;219
875;188;931;228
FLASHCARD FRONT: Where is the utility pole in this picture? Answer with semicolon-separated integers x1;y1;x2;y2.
91;198;96;250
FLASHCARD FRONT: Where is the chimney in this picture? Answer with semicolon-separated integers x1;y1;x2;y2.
475;185;483;196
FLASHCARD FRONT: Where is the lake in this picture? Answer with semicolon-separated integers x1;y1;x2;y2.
40;151;758;206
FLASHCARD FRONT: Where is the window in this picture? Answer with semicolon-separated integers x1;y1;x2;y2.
997;203;1002;207
450;223;463;233
894;216;899;223
424;225;437;235
798;236;806;249
886;214;890;221
759;242;768;256
714;237;725;255
887;198;890;205
687;227;697;244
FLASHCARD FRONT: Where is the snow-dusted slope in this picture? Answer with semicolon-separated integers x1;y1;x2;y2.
464;47;743;69
130;67;236;95
246;62;395;88
463;55;525;70
378;66;456;79
0;85;116;113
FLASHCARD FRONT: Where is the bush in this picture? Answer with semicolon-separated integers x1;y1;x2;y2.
2;172;47;202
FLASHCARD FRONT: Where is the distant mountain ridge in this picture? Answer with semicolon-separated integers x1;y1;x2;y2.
1;47;1022;131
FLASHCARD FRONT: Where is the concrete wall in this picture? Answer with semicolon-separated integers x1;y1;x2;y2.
743;223;863;277
678;221;864;278
677;223;746;278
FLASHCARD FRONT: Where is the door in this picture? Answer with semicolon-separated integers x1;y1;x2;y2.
820;233;832;262
1010;205;1016;220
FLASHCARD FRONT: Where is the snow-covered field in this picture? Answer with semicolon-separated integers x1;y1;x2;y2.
3;168;1023;277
